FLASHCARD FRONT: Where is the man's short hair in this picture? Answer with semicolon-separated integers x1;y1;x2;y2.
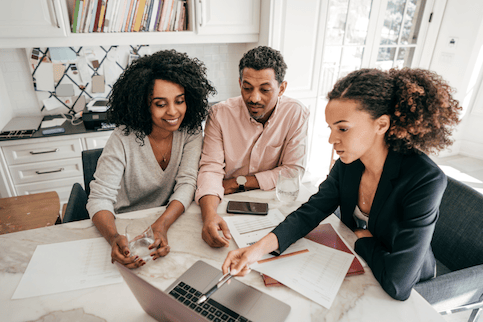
238;46;287;85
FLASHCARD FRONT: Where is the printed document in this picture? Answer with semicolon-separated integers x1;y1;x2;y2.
224;209;354;309
12;238;122;299
252;239;354;309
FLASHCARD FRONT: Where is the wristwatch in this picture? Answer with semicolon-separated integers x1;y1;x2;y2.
236;176;247;192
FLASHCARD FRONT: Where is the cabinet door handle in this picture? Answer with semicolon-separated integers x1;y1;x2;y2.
199;0;204;27
30;148;59;155
51;0;61;29
36;168;64;175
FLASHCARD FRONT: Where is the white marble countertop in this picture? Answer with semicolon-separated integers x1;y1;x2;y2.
0;188;445;322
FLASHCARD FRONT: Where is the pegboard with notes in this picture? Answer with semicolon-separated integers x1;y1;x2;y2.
29;45;150;114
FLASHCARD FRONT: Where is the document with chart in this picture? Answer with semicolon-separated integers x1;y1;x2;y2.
251;239;354;309
12;237;122;299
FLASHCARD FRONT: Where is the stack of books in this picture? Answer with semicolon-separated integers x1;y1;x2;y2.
70;0;189;33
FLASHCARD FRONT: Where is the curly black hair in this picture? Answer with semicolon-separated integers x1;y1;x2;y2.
238;46;287;84
327;68;462;154
107;49;216;144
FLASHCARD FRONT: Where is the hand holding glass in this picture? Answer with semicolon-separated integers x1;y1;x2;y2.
276;168;300;203
125;221;155;263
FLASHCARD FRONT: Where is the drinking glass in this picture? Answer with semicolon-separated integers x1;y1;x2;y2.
276;168;300;203
125;221;155;262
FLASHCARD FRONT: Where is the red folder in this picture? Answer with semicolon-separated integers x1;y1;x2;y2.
262;223;364;287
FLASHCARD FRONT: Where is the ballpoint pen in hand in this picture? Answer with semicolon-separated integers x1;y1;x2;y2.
196;271;234;305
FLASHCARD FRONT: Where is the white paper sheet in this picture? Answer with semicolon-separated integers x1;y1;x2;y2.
35;63;55;92
41;97;64;112
224;209;309;260
251;240;354;309
40;118;66;128
12;238;122;299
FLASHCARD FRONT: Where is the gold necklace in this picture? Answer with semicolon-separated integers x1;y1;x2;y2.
149;134;172;164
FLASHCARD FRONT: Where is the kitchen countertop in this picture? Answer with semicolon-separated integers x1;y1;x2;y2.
0;115;113;143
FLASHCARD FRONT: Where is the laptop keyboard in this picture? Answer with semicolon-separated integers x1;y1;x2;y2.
169;281;253;322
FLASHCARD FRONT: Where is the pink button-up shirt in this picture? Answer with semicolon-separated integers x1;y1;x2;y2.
195;95;309;203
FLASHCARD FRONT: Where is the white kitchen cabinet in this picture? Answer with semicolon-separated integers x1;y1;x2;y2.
195;0;260;35
85;133;111;150
2;138;83;165
15;177;84;203
0;131;112;204
0;0;68;39
267;0;325;99
0;0;260;48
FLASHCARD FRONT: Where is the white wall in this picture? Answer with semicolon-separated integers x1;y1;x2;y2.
429;0;483;159
0;49;21;130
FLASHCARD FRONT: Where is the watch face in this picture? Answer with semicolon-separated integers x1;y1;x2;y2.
236;176;247;185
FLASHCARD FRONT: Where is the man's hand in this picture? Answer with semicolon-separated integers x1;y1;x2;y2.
202;214;231;247
223;175;260;195
223;178;239;195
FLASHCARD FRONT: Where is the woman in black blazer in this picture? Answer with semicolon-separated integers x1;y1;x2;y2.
221;68;462;301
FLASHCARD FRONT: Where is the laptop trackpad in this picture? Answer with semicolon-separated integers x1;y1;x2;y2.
211;278;261;314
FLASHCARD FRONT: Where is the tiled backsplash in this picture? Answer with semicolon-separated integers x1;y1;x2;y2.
0;43;252;117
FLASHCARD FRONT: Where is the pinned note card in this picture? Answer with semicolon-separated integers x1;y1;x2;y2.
49;47;77;64
56;84;75;97
91;75;105;93
35;63;55;92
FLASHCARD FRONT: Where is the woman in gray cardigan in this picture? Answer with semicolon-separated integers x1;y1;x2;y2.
87;50;216;268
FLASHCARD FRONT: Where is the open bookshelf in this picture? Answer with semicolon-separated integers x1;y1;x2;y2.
69;0;190;34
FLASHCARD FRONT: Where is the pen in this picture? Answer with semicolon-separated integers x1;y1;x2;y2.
196;272;234;305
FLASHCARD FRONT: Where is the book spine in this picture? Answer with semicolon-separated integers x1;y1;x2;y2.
88;0;99;33
140;0;150;31
161;0;173;32
144;0;154;31
148;0;159;31
103;0;114;32
79;0;89;33
154;0;164;31
173;0;182;31
76;1;85;33
119;0;130;32
92;0;102;32
128;0;139;32
132;0;145;31
98;0;107;32
72;0;81;33
184;0;188;30
124;0;135;32
83;0;93;33
169;0;177;31
157;0;169;31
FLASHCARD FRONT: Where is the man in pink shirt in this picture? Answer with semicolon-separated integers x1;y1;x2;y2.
195;46;309;247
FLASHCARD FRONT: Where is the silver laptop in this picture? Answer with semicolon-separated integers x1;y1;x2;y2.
115;260;291;322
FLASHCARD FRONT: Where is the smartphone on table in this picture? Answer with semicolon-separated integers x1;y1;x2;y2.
226;201;269;216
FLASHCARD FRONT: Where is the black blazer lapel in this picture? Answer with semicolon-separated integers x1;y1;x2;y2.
368;150;402;232
340;160;364;230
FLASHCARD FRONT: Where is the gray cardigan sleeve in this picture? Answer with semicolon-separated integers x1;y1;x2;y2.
86;130;126;218
168;131;202;210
